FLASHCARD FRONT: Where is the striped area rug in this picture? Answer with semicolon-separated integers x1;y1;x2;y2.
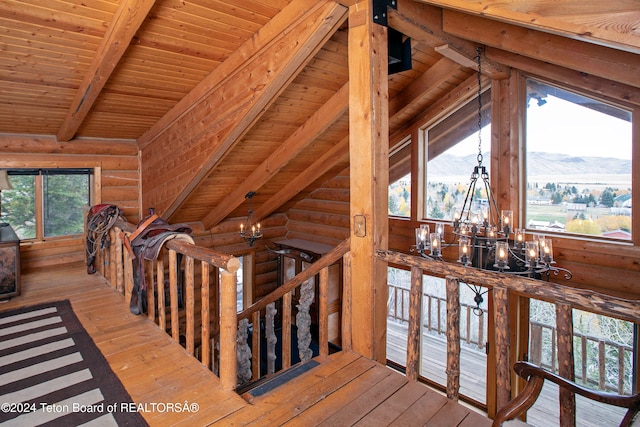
0;300;147;426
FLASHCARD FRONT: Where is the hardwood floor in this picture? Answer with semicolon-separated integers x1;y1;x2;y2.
1;264;492;426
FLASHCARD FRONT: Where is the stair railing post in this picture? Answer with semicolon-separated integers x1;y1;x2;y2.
220;268;238;391
406;266;423;381
445;276;461;400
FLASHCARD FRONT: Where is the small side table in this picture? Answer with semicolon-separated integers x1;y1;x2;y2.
0;223;20;300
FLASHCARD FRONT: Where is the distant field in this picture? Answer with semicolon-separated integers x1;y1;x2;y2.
526;204;569;223
527;204;618;223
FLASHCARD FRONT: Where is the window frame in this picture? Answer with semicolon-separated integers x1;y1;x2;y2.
520;75;636;245
419;87;492;223
2;168;94;242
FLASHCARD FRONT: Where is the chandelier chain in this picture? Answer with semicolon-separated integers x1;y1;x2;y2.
476;47;483;166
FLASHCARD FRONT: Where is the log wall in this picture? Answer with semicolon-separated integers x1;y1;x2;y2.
190;213;288;301
0;135;140;273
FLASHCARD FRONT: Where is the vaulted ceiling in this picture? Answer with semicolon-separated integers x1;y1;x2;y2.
1;0;638;228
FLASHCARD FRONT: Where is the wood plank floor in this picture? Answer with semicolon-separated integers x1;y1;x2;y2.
0;264;492;426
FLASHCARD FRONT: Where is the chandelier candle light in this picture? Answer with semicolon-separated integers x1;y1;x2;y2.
410;47;571;281
239;191;263;246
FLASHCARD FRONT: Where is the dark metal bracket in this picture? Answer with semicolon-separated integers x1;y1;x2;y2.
372;0;397;27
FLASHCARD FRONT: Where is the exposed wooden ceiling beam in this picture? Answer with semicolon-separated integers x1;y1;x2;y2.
412;0;640;54
56;0;156;142
389;56;460;118
138;0;341;149
389;72;485;142
434;44;476;68
255;51;475;221
486;47;640;107
442;10;640;89
389;1;508;79
139;0;348;220
201;83;349;229
254;135;350;222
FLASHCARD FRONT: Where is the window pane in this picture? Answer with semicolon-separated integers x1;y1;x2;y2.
236;256;244;312
525;79;632;239
0;175;36;239
425;90;491;221
389;174;410;217
389;138;411;217
43;174;89;237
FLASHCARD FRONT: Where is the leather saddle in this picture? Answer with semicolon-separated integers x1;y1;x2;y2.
126;209;194;315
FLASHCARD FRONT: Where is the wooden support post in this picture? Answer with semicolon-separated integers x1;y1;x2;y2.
494;286;512;410
348;0;389;363
219;268;237;391
146;260;155;322
406;266;423;381
446;276;461;400
282;292;292;369
157;257;166;331
185;255;195;355
252;311;261;380
201;262;211;369
123;239;133;300
114;227;124;293
341;252;352;352
109;229;117;287
556;303;576;427
169;249;180;342
319;267;329;358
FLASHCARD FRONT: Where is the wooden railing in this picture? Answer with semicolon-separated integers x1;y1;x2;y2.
376;249;640;425
388;283;487;351
389;282;632;395
530;320;634;395
234;238;351;387
91;219;352;391
91;219;240;391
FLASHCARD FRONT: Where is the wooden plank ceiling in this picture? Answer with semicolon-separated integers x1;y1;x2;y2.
1;0;638;228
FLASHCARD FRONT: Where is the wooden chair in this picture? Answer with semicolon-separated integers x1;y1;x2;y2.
493;361;640;427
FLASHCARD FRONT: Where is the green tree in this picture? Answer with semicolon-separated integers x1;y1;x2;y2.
600;188;615;207
429;204;445;219
388;194;398;215
1;173;89;239
44;175;88;237
1;176;36;239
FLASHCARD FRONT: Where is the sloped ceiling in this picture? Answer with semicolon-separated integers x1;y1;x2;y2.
1;0;638;229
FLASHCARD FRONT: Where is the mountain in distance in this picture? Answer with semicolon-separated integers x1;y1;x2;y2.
427;152;630;180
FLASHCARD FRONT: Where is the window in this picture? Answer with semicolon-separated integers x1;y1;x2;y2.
0;169;92;240
236;255;245;312
388;175;411;217
388;138;411;217
525;79;632;240
423;89;491;221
